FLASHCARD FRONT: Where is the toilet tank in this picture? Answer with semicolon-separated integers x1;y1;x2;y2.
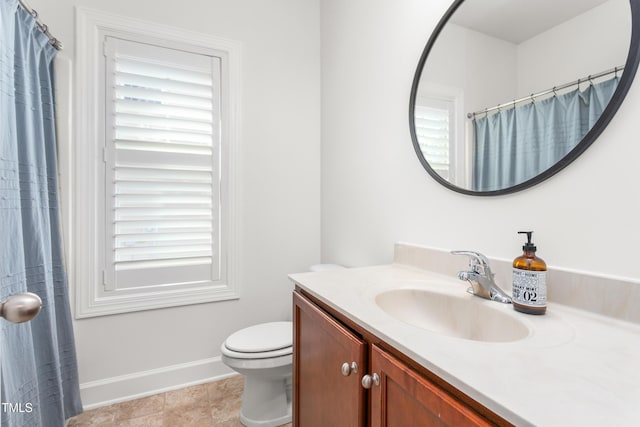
309;264;345;272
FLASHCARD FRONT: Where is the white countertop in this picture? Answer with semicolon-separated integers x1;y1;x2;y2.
289;264;640;427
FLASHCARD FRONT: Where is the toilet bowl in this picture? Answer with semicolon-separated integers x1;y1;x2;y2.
221;321;293;427
221;265;344;426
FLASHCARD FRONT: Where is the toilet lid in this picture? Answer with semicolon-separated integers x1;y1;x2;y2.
225;321;292;353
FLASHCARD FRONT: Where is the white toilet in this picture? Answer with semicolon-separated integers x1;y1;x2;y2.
221;264;344;427
221;321;293;427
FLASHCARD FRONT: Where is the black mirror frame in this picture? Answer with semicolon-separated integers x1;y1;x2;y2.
409;0;640;196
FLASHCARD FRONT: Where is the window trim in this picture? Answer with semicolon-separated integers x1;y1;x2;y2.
414;97;454;179
415;83;467;188
74;8;242;318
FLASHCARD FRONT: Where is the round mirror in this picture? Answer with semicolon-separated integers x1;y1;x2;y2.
410;0;640;195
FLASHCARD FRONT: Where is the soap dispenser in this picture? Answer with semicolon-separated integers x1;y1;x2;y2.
512;231;547;315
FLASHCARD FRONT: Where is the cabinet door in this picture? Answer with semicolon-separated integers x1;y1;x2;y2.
293;292;367;427
370;345;492;427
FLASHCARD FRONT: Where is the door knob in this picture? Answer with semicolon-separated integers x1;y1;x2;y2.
0;292;42;323
361;373;380;389
341;361;358;376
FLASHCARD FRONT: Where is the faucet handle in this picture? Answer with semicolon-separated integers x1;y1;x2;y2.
450;250;491;273
450;251;489;267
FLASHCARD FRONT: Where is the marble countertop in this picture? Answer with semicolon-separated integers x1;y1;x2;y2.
289;264;640;427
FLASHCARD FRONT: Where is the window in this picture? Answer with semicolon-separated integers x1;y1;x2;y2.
75;9;241;317
103;37;222;292
414;99;453;180
414;84;467;187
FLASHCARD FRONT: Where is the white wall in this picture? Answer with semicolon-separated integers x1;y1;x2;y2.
419;23;518;117
517;0;630;96
36;0;320;407
320;0;640;281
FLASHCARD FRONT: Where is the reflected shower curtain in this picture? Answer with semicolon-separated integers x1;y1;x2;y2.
473;77;619;192
1;1;82;426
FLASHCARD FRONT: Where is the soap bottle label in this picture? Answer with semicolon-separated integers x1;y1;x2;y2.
512;269;547;307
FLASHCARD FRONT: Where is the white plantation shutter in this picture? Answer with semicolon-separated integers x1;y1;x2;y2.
103;37;222;291
414;100;453;180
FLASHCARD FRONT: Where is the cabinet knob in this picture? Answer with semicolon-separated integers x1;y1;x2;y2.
361;373;380;389
341;361;358;376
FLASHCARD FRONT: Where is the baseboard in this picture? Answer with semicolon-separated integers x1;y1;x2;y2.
79;356;236;410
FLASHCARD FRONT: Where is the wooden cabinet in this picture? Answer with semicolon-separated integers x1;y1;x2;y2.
370;344;491;427
293;291;367;426
293;290;510;427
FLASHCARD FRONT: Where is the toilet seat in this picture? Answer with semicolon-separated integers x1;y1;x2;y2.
222;321;292;359
221;345;292;359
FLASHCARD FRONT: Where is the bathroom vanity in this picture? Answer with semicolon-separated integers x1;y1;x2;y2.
289;244;640;426
293;290;505;426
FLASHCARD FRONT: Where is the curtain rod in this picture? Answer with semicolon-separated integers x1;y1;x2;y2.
467;65;624;119
17;0;63;50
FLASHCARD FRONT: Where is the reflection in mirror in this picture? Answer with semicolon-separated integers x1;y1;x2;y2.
411;0;637;194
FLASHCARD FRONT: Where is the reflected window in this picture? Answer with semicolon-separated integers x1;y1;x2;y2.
414;99;452;179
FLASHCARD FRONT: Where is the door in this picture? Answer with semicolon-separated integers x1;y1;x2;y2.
370;344;491;427
293;292;367;426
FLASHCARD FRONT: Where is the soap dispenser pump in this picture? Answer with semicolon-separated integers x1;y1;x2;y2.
512;231;547;315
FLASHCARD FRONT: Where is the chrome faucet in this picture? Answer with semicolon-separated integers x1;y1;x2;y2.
450;250;512;304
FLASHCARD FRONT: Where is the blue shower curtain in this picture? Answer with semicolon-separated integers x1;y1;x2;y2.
1;1;82;426
473;77;619;192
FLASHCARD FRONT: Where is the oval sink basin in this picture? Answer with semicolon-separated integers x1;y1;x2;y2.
375;289;530;343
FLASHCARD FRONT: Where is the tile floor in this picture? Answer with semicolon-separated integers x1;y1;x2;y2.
67;375;292;427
